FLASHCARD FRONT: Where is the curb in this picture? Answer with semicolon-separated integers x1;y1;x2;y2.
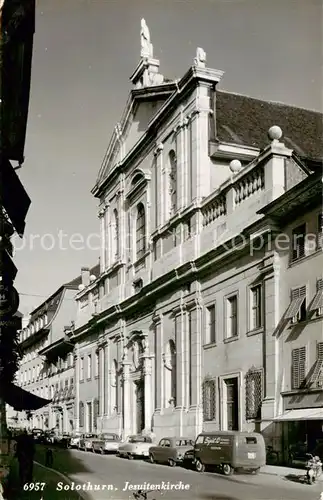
260;469;323;482
34;461;93;500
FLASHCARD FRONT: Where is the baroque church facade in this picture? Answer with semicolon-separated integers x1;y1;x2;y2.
70;21;322;450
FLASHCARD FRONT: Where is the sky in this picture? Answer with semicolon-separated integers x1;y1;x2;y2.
14;0;322;315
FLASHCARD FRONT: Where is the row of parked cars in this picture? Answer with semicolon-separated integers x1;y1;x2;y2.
70;430;266;475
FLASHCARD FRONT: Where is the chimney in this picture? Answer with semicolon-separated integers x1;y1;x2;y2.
81;267;90;287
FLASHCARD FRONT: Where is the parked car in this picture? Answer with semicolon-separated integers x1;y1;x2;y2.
193;431;266;475
92;433;121;454
118;435;154;459
149;437;194;467
69;432;83;449
182;448;195;469
79;434;96;451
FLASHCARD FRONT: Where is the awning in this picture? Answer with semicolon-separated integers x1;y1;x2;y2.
0;383;51;411
274;408;323;421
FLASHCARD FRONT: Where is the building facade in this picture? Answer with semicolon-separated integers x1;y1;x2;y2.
72;25;322;450
8;270;99;432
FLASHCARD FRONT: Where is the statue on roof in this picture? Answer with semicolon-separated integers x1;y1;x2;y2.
141;18;153;58
194;47;206;68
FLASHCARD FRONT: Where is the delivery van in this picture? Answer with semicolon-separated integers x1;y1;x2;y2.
194;431;266;475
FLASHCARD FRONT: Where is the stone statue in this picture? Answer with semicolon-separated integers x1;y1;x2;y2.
141;18;153;57
142;337;149;353
194;47;206;68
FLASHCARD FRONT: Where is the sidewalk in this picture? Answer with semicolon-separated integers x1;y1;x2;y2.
261;464;323;481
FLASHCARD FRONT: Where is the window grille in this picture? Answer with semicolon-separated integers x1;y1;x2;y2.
136;203;146;260
291;347;306;389
202;379;216;421
245;368;263;419
79;402;84;427
93;398;99;429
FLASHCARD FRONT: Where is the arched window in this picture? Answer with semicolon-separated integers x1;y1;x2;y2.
169;150;177;216
136;203;146;260
132;173;144;186
163;339;176;407
113;209;119;259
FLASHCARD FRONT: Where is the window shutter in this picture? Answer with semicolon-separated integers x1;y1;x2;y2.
292;347;306;389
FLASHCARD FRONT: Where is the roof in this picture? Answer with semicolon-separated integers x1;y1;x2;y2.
216;90;323;160
31;263;100;316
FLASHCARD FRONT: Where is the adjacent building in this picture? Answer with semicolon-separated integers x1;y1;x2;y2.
10;266;99;432
71;22;323;455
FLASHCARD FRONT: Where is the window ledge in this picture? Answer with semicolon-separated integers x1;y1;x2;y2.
94;375;99;380
287;315;323;329
133;250;150;269
80;379;84;384
86;378;91;382
203;342;217;350
247;327;264;337
289;248;322;268
224;335;239;344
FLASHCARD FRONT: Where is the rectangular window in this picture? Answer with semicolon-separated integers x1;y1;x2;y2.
80;357;84;381
292;224;306;261
285;286;307;323
226;295;238;338
205;304;216;344
291;347;306;389
87;354;92;379
95;351;99;378
250;285;262;330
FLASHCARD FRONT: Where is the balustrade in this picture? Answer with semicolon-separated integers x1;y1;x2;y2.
202;195;226;227
234;166;264;205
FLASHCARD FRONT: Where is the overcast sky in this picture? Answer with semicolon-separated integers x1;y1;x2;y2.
15;0;322;315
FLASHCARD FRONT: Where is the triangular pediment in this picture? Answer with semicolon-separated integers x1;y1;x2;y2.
95;86;174;191
285;154;312;191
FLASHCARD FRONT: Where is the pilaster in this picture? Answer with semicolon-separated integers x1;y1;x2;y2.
154;143;164;227
104;204;111;269
143;352;154;433
152;312;163;412
74;349;80;432
104;341;110;415
121;360;132;438
173;121;185;210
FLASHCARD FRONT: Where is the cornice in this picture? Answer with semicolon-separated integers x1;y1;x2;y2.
154;143;164;156
185;296;203;310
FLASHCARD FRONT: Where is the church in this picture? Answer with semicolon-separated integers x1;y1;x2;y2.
70;19;322;456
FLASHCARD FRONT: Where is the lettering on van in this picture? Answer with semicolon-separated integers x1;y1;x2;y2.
204;436;231;445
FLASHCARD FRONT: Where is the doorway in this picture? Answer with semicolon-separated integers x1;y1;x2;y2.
135;379;145;434
225;378;239;431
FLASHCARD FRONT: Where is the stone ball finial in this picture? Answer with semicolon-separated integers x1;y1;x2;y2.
268;125;283;141
229;159;242;173
90;275;96;282
78;284;85;291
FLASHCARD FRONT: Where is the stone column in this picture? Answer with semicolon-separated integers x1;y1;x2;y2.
98;208;105;273
104;341;110;415
122;360;132;438
186;297;203;435
173;303;186;434
152;313;163;412
99;343;106;418
143;353;154;433
105;205;111;269
154;143;164;227
174;122;185;210
262;252;280;424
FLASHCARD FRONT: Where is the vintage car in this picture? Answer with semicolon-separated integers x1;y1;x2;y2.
78;433;96;451
117;435;154;459
69;432;83;448
149;437;195;466
92;433;121;454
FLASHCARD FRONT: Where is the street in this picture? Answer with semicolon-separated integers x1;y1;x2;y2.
61;449;323;500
